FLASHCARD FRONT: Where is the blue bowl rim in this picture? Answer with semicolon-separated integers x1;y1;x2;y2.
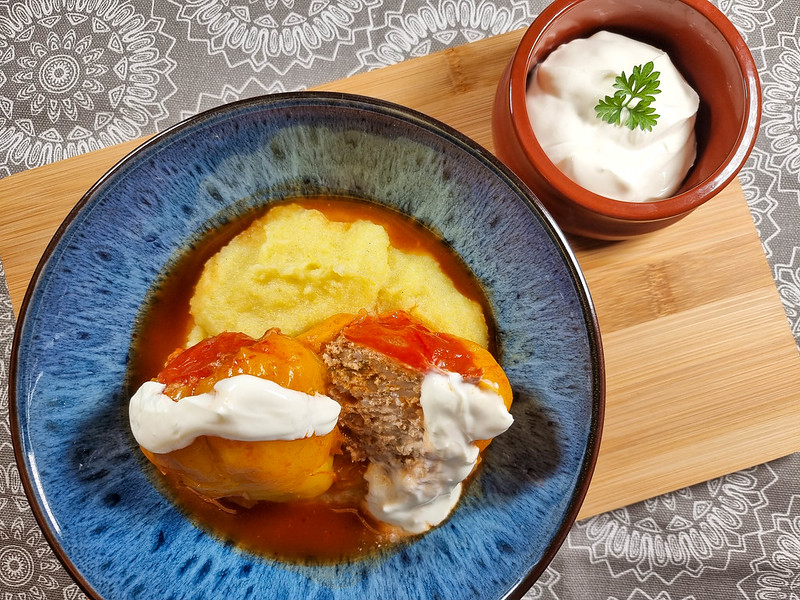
9;90;605;600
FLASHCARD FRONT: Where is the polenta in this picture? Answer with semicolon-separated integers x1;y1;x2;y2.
189;203;489;348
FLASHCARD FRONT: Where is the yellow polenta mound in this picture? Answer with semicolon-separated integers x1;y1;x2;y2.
189;203;489;347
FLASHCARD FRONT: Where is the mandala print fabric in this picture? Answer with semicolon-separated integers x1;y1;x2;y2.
1;1;799;599
539;456;800;599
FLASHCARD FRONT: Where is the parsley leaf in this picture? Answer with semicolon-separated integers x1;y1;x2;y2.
595;61;662;132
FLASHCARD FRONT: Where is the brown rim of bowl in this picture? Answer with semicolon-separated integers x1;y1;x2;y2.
508;0;762;221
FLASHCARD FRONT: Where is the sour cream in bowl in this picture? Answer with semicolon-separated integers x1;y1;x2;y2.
526;31;700;203
492;0;761;240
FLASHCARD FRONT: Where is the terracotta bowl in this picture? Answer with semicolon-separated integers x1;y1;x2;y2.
492;0;761;240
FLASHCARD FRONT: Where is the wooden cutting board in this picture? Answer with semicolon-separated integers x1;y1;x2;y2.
2;29;799;520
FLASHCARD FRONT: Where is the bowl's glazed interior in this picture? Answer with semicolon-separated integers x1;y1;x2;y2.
11;92;604;600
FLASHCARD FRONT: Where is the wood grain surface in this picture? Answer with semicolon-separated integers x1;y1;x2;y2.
2;29;799;520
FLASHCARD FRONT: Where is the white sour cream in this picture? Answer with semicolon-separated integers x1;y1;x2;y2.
526;30;700;202
129;374;341;454
364;371;514;534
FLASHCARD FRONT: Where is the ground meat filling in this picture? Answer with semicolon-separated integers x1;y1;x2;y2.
323;336;426;465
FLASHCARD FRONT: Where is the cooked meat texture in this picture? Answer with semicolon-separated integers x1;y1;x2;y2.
323;336;425;465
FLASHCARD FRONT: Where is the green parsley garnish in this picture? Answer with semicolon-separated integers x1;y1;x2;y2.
595;61;662;132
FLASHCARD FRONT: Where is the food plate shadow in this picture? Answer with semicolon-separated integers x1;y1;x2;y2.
476;388;564;500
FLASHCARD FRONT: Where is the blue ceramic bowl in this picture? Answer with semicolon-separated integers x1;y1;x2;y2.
10;92;604;600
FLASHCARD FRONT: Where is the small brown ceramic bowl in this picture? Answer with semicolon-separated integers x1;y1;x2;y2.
492;0;761;240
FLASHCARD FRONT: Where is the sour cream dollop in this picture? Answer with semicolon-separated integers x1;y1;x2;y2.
526;30;700;202
364;371;514;534
129;374;341;454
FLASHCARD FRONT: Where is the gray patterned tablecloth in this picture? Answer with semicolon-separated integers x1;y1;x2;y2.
1;1;798;598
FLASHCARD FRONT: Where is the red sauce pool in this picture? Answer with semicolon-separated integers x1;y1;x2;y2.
164;457;402;563
127;196;493;564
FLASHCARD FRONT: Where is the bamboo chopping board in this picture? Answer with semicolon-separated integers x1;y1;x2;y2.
2;29;799;520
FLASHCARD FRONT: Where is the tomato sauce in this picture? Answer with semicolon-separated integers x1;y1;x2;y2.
164;457;403;563
127;196;492;564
